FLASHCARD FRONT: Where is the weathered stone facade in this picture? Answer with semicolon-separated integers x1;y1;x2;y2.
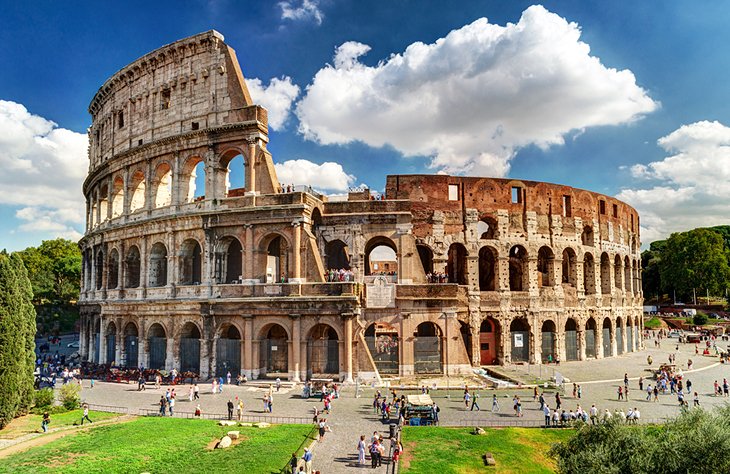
78;31;644;382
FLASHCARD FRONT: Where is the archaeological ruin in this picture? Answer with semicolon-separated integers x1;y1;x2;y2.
78;30;644;381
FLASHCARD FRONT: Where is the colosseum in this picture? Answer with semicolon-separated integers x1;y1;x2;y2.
78;30;644;382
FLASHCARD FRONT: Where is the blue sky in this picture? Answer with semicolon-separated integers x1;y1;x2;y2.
2;0;730;251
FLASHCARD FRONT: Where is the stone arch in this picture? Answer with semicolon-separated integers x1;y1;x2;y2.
217;323;242;377
447;243;468;285
509;245;528;291
147;322;168;370
105;321;117;364
259;323;289;377
148;242;168;287
414;322;443;374
585;317;597;358
479;317;501;365
562;247;577;287
417;244;434;276
602;317;613;357
537;246;555;287
325;239;350;270
564;318;578;361
308;323;340;376
477;216;498;240
123;322;139;368
95;249;104;290
478;246;498;291
581;225;594;246
365;236;398;276
152;162;173;208
510;317;530;362
181;155;206;203
107;248;119;289
179;321;201;374
126;245;141;288
600;253;611;294
260;233;290;282
215;236;243;283
129;169;146;212
584;252;596;294
179;238;202;285
541;320;557;363
111;175;124;217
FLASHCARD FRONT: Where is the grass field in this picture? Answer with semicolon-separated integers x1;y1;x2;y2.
0;417;315;473
399;426;573;473
0;410;119;440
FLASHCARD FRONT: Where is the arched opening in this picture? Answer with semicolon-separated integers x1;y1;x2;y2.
581;226;594;246
365;238;397;276
105;321;117;365
447;243;468;285
537;246;555;287
414;322;442;374
509;245;528;291
179;322;201;374
417;244;434;277
129;170;146;212
148;242;168;287
182;157;206;203
600;253;611;294
95;250;104;290
180;239;202;285
561;248;577;287
624;256;632;293
565;319;578;361
614;255;623;290
602;317;612;357
148;323;167;370
125;246;141;288
364;323;399;375
478;246;497;291
459;320;473;362
584;253;596;294
223;153;246;197
152;163;172;208
123;322;138;368
626;317;634;352
266;235;289;283
479;317;500;365
99;184;109;222
616;317;624;355
510;318;530;362
107;249;119;289
260;324;288;377
325;240;350;270
477;216;497;240
215;237;243;284
541;320;556;363
308;324;340;376
585;318;597;358
111;176;124;217
217;324;241;377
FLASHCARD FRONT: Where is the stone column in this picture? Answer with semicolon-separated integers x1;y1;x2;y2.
290;314;302;382
243;316;253;378
342;313;354;383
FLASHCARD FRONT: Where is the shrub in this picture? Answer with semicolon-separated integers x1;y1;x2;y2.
59;383;81;410
34;388;55;408
693;313;708;326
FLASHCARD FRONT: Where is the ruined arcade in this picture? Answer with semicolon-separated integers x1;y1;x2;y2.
78;31;644;382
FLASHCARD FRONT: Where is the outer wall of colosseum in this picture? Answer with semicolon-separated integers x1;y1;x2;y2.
78;30;644;382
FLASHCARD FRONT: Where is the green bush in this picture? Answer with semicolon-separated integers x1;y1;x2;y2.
693;313;708;326
59;383;81;410
34;388;55;408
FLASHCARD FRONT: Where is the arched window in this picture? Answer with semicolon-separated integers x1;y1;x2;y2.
148;242;168;287
180;239;202;285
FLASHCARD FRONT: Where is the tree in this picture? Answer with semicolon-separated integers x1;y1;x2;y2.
0;252;37;429
15;238;81;304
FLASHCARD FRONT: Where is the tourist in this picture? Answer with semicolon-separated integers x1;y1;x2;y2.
41;412;50;433
302;447;313;474
357;435;366;465
81;404;93;425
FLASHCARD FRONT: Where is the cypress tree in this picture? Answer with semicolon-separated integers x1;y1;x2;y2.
0;252;37;429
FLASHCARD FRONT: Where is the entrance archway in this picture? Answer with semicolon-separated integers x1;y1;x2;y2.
308;324;340;376
260;324;288;377
510;318;530;362
179;322;201;374
541;320;556;363
148;323;167;370
479;318;499;365
217;325;241;377
364;323;399;375
414;322;442;374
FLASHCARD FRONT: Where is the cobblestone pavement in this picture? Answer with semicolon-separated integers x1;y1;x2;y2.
65;338;730;473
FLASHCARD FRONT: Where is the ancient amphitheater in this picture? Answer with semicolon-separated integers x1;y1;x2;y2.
78;31;644;382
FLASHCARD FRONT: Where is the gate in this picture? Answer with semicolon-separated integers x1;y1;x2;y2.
616;326;624;354
565;330;578;361
308;340;339;375
216;338;241;376
125;335;138;368
541;331;555;363
414;336;442;374
149;337;167;369
180;338;200;373
260;339;288;376
106;334;116;364
585;329;596;358
627;326;634;352
602;328;611;357
511;331;529;362
366;335;399;375
94;334;100;364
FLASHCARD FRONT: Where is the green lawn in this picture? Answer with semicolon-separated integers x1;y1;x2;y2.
399;426;573;473
0;410;119;440
0;417;315;474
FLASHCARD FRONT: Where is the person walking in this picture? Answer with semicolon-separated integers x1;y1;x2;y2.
357;435;367;465
80;404;93;425
41;412;50;432
227;399;234;420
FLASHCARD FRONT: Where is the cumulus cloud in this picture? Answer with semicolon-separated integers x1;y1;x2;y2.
296;5;657;176
274;159;355;192
617;121;730;244
0;100;87;239
247;76;300;130
279;0;323;25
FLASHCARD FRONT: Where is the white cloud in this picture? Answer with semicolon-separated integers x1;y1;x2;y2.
296;5;657;176
274;159;355;192
0;100;87;239
617;121;730;244
247;76;300;130
279;0;323;25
